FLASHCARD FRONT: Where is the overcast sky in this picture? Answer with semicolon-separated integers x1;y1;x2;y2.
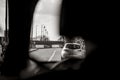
0;0;62;39
0;0;5;37
32;0;62;41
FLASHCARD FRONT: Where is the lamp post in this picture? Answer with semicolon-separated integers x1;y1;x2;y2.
41;24;44;41
46;31;48;38
45;29;46;37
41;25;42;41
36;25;38;40
45;28;47;41
43;26;45;36
43;25;45;41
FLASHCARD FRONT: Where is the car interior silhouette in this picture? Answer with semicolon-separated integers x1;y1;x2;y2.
0;0;114;80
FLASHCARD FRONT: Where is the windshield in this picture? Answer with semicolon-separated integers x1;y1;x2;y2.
66;44;80;49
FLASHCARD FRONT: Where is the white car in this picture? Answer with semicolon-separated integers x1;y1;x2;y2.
61;43;86;60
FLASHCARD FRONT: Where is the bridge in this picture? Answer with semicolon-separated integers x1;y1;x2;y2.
31;41;64;45
30;40;65;48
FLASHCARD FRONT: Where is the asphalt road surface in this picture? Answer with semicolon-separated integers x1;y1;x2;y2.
0;47;62;62
29;48;62;62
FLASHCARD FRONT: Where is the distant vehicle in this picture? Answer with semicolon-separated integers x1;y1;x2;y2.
61;43;86;60
44;45;51;48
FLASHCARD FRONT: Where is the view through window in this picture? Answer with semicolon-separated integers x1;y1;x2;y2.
29;0;86;62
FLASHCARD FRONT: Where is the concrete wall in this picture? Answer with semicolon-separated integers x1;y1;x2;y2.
52;45;59;48
35;45;44;48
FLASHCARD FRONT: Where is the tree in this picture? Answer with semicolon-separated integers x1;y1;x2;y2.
58;36;65;41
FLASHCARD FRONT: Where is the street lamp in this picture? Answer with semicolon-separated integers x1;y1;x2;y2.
43;25;45;37
41;24;45;41
45;28;47;37
46;31;48;37
36;25;38;40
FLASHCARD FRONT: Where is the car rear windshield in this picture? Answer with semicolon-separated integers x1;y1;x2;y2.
66;44;80;49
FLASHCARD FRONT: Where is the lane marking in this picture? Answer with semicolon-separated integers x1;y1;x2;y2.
48;50;56;61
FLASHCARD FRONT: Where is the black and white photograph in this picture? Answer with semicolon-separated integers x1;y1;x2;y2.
0;0;117;80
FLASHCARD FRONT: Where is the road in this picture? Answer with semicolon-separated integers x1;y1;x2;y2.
29;48;62;62
0;47;62;62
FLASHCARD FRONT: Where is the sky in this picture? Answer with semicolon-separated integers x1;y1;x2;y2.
32;0;62;41
0;0;5;37
0;0;62;40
